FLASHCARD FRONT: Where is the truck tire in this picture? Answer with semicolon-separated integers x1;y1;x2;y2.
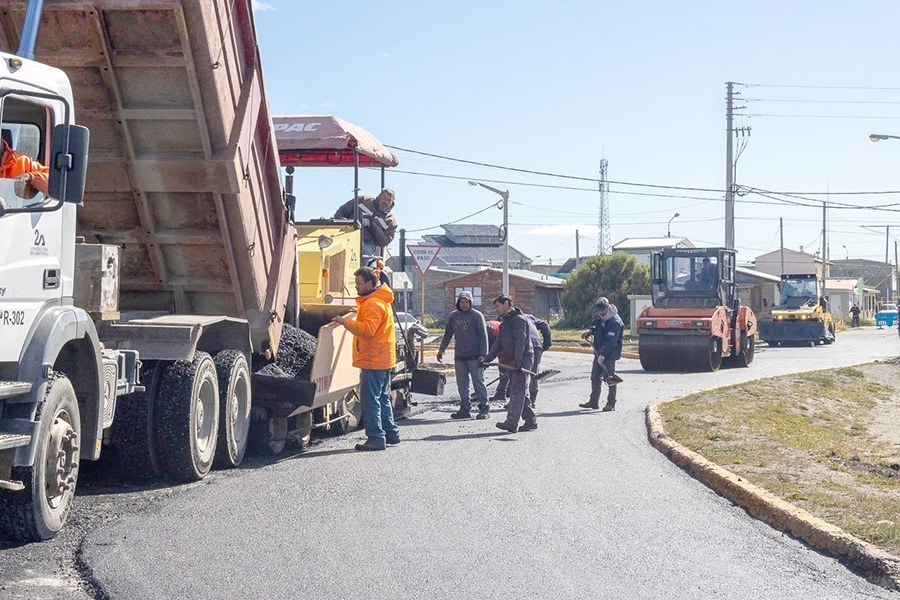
0;375;80;541
155;352;220;481
213;350;251;468
112;361;164;479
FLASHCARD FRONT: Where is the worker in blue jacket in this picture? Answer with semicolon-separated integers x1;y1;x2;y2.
579;297;624;412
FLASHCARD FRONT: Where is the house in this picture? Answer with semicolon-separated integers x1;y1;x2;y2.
753;248;830;280
828;258;897;302
424;224;532;270
734;267;780;314
823;278;878;320
612;237;694;266
438;268;564;320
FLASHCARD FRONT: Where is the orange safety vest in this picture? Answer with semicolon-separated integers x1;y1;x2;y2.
341;284;397;370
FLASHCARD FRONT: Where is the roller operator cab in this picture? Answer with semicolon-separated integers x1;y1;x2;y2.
636;248;757;372
757;274;835;346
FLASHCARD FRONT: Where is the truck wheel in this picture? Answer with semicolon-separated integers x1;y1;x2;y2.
292;413;313;448
155;352;220;481
734;332;755;368
213;351;251;468
112;361;164;478
0;375;80;541
331;389;362;435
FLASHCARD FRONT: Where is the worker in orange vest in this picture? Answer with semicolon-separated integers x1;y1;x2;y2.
1;140;49;197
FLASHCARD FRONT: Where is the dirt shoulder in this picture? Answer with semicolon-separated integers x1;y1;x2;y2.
656;360;900;559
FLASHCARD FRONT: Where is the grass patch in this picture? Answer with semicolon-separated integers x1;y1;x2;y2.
658;362;900;557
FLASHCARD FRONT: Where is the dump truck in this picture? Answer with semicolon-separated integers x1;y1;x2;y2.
757;274;835;346
0;0;337;541
636;247;757;372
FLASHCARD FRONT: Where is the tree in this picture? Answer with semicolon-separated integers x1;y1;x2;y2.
560;254;650;329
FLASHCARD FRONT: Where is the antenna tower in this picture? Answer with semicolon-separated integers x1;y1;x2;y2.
598;159;611;255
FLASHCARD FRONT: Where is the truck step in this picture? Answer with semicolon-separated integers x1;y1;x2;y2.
0;432;32;451
0;381;32;400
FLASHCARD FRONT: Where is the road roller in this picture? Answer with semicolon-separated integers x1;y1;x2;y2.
637;248;757;372
757;274;835;346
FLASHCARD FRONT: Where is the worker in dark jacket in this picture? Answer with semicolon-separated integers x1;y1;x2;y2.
484;295;536;432
524;314;551;408
437;291;490;419
579;297;624;412
333;188;397;256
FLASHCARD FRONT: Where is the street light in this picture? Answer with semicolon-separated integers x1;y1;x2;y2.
842;244;848;260
468;180;510;294
667;212;680;238
869;133;900;142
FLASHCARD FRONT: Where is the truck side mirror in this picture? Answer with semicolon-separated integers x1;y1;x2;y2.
47;124;89;204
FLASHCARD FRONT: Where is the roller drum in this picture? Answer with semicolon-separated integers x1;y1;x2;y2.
639;332;723;372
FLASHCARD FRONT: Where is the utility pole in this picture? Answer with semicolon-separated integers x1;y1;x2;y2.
725;82;735;250
779;217;784;276
895;240;899;303
821;202;827;278
399;228;406;271
575;229;581;265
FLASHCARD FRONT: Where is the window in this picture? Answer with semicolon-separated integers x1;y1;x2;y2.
0;96;49;211
454;286;482;306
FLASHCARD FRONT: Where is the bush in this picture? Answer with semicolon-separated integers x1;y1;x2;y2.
559;254;650;328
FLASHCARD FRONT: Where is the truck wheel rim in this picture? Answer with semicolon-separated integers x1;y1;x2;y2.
45;409;79;509
231;369;251;449
195;377;217;459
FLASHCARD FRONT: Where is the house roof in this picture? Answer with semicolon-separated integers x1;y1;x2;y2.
754;248;830;264
735;266;780;283
612;237;694;251
824;278;860;292
422;234;530;266
442;223;502;239
438;268;563;289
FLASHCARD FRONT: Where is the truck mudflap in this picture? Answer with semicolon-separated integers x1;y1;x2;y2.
411;369;446;395
758;319;827;344
251;373;316;411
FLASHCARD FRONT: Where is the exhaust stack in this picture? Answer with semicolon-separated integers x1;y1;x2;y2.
17;0;44;60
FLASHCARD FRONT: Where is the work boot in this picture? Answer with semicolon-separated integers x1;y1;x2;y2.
579;401;600;410
601;402;616;412
450;409;471;419
386;436;401;445
604;374;624;386
475;406;490;420
490;390;506;402
495;421;518;433
355;439;386;451
519;419;538;432
580;379;602;409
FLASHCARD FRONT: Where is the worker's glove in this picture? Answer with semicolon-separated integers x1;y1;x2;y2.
360;215;371;227
436;351;443;363
596;354;605;365
581;330;592;341
14;173;38;200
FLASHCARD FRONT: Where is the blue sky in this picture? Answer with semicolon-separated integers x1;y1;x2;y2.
253;1;900;266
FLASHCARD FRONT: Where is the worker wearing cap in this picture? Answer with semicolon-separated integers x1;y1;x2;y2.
484;294;536;432
0;139;49;197
437;290;490;420
579;297;624;412
333;188;397;257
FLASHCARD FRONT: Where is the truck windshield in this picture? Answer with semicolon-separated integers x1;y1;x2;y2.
780;277;818;304
665;255;718;292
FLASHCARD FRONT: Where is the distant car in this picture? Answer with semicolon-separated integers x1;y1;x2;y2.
394;311;422;339
875;303;898;328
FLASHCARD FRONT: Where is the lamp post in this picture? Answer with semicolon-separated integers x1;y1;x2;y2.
870;133;900;142
667;212;680;238
842;244;848;260
468;181;510;294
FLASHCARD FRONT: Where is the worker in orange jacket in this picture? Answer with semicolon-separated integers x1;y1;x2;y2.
332;266;399;451
1;140;49;196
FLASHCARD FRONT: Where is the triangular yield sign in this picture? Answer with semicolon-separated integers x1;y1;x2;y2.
406;244;441;274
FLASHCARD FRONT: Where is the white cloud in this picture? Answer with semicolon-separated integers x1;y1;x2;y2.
527;224;599;237
381;52;391;59
252;1;277;12
316;101;338;108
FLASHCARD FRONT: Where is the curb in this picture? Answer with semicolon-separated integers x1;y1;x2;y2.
646;398;900;590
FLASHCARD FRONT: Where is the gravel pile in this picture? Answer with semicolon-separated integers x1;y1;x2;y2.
261;323;317;381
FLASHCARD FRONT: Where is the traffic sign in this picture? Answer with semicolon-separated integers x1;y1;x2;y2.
407;244;441;274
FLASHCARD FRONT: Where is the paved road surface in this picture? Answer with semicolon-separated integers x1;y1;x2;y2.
2;327;899;599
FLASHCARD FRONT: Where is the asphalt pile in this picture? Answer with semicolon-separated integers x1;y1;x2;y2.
257;323;317;381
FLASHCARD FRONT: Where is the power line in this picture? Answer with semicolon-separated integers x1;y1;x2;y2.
744;98;900;105
745;113;900;120
741;83;900;91
403;201;498;233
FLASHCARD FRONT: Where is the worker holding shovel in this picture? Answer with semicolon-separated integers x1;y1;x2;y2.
483;295;536;433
